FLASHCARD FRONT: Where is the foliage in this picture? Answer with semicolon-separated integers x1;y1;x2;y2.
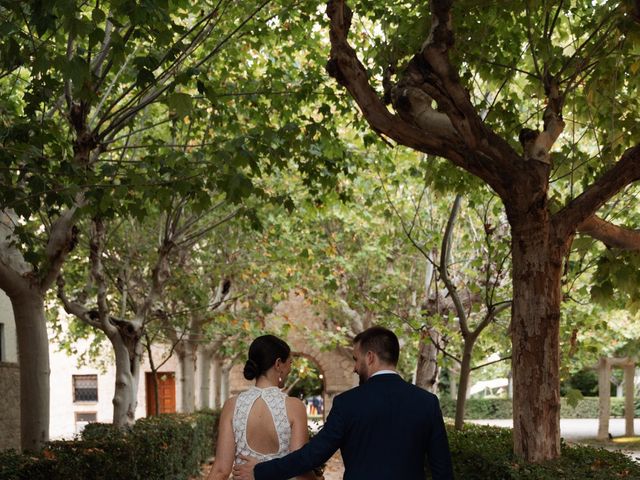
0;411;219;480
432;423;640;479
288;356;324;398
561;369;599;396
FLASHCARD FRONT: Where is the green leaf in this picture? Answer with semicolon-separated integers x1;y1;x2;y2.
565;388;584;409
165;92;192;118
92;8;106;24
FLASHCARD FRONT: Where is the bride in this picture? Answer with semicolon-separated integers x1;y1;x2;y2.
207;335;319;480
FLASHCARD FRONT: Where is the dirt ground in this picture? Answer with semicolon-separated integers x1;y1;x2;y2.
197;451;345;479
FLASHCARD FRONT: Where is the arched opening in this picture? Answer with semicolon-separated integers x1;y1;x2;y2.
286;354;326;426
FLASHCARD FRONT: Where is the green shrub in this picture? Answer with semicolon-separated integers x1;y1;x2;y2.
426;423;640;479
440;397;513;419
440;396;632;419
0;410;220;480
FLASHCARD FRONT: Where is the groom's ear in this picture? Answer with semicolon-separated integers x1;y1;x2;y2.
365;350;376;365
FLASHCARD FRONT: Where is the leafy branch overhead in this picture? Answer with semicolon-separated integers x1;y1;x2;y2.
325;0;640;240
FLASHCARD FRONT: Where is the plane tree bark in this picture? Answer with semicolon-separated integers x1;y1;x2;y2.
0;208;79;451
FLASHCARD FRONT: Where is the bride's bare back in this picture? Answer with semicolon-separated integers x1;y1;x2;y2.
246;397;280;454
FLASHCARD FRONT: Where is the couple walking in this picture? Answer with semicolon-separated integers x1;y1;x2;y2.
207;326;454;480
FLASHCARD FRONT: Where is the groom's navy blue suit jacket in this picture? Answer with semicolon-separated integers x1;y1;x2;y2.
254;373;454;480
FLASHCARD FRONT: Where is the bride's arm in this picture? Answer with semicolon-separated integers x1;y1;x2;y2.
206;397;237;480
288;398;321;480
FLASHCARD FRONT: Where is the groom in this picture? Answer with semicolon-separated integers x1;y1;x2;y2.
232;326;454;480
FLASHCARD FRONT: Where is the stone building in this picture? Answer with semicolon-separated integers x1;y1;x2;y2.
0;290;20;451
230;290;357;416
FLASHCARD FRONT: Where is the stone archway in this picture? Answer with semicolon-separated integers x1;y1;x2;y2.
597;356;636;440
229;290;357;416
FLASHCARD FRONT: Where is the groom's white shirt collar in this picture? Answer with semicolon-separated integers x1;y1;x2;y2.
370;370;399;377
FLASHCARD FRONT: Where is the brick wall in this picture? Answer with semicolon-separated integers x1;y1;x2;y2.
0;362;20;451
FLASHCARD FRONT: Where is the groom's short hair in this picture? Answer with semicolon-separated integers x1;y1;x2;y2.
354;326;400;366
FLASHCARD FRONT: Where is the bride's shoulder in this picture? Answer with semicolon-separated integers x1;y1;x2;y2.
285;396;307;415
220;395;239;415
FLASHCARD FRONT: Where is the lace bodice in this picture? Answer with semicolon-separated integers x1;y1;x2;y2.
232;386;292;465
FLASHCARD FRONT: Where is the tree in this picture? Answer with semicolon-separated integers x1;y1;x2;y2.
57;200;240;427
0;0;267;448
1;0;344;449
324;0;640;461
401;193;511;428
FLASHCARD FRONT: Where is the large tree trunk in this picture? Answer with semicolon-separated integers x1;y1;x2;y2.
197;347;214;410
212;357;222;409
221;365;230;404
178;343;197;413
12;291;49;452
511;218;568;462
108;326;143;428
415;329;440;393
448;363;459;400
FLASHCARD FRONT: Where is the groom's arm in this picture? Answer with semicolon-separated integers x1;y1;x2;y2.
254;395;347;480
425;396;454;480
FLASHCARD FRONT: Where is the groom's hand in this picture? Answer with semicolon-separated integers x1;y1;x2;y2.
232;455;259;480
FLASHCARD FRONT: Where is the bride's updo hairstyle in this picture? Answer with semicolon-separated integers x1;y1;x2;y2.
243;335;291;380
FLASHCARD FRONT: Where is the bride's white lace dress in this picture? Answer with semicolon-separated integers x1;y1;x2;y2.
232;386;292;466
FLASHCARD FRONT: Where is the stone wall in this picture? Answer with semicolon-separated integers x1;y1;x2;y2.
0;362;20;450
229;290;357;417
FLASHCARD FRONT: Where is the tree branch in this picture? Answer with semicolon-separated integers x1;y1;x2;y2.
418;0;487;148
0;210;32;296
56;275;101;329
577;215;640;250
553;144;640;239
89;217;118;336
326;0;518;199
40;206;80;292
439;195;468;335
325;0;465;160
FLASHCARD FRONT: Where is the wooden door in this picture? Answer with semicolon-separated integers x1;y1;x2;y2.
146;372;176;416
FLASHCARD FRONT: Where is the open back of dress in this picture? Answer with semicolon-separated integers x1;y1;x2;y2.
232;386;291;465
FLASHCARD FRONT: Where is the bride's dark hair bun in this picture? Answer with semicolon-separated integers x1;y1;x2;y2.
243;335;291;380
243;359;259;380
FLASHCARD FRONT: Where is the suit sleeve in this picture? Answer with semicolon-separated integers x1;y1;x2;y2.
254;395;347;480
426;396;454;480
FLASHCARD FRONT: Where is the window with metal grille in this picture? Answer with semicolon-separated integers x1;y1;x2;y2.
73;375;98;402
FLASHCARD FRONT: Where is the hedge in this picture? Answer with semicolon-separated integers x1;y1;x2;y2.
439;396;635;419
0;410;220;480
427;423;640;479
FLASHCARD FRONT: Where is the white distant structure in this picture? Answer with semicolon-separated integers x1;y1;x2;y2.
469;378;509;397
48;322;181;439
47;311;232;439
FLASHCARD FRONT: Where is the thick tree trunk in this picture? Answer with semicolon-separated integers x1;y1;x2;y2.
109;330;142;428
178;344;197;413
221;366;230;404
212;357;222;409
197;347;213;410
454;338;476;430
448;363;459;400
415;329;440;393
12;291;49;452
511;218;568;462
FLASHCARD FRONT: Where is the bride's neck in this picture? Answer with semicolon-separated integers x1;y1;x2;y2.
255;370;280;388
